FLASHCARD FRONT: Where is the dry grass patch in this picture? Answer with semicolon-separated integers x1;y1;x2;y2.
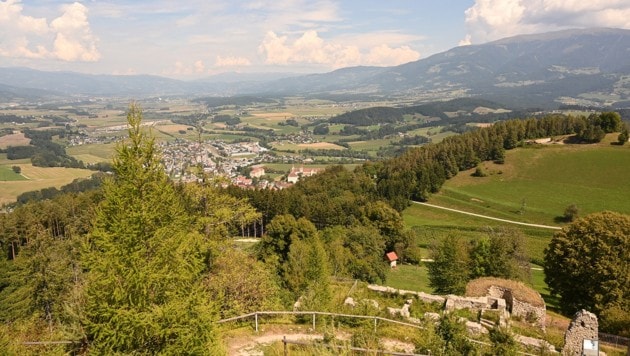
155;124;193;133
297;142;346;150
250;112;294;119
0;132;30;149
0;165;94;205
465;277;545;307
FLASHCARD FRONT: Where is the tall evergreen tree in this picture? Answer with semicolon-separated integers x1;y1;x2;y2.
83;104;222;354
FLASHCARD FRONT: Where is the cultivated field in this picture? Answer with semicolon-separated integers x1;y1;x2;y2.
0;164;94;206
67;143;117;164
0;132;30;149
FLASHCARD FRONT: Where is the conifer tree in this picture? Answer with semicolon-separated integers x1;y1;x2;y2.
83;103;222;354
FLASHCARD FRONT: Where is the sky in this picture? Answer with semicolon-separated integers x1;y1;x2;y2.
1;0;630;79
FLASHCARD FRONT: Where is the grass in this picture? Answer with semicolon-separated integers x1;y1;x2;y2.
67;143;117;164
402;140;630;315
0;166;27;181
0;164;94;206
384;264;432;293
431;141;630;225
403;202;555;263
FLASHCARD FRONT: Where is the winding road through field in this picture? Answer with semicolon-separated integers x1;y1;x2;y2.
413;201;562;230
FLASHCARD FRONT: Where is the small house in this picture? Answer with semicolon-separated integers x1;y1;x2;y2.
386;251;398;268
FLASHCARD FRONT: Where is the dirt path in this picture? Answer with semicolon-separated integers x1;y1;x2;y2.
224;327;416;355
413;201;562;230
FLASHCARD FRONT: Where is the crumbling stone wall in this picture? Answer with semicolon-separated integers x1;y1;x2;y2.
562;309;598;356
487;285;546;328
445;295;488;311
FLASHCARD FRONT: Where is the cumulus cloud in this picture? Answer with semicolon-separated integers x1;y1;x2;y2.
458;34;472;46
463;0;630;44
215;55;252;67
165;59;212;76
258;30;420;68
0;0;99;61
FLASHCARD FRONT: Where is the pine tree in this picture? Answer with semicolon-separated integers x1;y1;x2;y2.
83;104;222;354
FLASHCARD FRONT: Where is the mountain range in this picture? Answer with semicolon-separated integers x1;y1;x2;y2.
1;28;629;109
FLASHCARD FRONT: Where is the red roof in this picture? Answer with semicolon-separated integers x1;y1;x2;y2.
386;251;398;262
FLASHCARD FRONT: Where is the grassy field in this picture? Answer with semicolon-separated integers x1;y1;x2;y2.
0;164;94;206
430;140;630;225
400;139;630;310
385;264;432;292
67;143;117;164
0;166;27;181
403;202;554;264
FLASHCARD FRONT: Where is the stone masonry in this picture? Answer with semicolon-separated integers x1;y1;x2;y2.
562;309;598;356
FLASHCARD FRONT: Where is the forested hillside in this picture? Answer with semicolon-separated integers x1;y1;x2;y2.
1;105;628;353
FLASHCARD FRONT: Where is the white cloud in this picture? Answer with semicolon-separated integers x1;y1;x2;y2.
364;44;420;66
0;1;99;62
164;59;216;76
50;2;100;61
215;55;252;67
194;60;205;73
463;0;630;44
458;34;472;46
259;30;420;68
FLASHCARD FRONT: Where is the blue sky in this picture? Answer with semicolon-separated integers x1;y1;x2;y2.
1;0;630;79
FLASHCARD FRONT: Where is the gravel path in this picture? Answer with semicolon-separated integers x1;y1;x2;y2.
413;201;562;230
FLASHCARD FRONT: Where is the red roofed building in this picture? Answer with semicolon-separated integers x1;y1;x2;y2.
386;251;398;268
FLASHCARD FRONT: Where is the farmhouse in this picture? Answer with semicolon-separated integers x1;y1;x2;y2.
250;166;265;178
386;251;398;268
287;166;323;183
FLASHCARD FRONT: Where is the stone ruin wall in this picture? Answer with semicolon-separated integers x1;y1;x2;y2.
562;309;598;356
367;284;546;329
487;285;546;328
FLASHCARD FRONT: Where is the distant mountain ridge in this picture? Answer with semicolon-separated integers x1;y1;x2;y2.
1;28;629;108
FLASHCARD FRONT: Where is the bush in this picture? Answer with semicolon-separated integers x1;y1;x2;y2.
563;204;579;222
471;166;487;177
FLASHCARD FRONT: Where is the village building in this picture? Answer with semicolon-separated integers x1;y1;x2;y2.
250;166;265;178
386;251;398;268
287;166;323;183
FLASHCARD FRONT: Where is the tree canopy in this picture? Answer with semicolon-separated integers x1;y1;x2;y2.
544;211;630;335
83;103;223;354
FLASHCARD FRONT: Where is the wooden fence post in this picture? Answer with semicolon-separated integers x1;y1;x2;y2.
312;313;316;331
374;317;377;332
255;313;258;332
283;336;287;356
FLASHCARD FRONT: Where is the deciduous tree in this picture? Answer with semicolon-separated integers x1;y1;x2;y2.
544;211;630;334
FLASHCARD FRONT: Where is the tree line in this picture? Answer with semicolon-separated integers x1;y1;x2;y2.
375;112;623;211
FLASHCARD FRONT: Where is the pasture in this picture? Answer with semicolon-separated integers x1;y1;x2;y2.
0;164;94;206
430;141;630;225
0;166;27;181
67;143;117;164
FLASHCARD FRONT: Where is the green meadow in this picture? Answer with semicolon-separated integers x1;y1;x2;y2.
0;166;27;181
401;140;630;307
431;142;630;225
